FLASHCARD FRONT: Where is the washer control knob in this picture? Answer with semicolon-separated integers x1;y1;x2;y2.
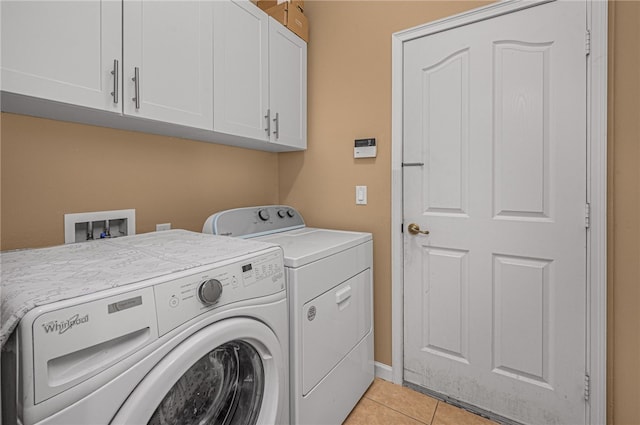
287;209;295;218
277;209;286;218
197;279;223;305
258;209;270;221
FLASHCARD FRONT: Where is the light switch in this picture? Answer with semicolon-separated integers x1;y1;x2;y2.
356;186;367;205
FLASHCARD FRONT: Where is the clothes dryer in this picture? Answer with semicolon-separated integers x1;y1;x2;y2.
0;230;288;425
204;206;374;425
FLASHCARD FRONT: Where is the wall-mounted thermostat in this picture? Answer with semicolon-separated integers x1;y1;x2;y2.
354;138;377;158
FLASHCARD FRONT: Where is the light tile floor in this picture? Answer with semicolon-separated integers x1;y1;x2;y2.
343;379;499;425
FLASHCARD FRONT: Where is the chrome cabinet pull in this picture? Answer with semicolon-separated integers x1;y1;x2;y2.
273;112;279;139
110;59;119;104
132;67;140;110
265;109;271;135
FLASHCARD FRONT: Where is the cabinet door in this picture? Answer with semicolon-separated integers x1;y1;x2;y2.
1;0;121;113
268;18;307;150
123;1;213;130
213;0;269;141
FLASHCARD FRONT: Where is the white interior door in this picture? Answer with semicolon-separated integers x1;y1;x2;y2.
402;2;587;424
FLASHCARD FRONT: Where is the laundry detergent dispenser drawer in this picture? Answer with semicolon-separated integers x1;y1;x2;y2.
301;269;372;394
31;287;158;403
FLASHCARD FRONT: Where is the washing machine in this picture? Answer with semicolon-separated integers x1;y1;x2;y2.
204;206;374;425
0;230;289;425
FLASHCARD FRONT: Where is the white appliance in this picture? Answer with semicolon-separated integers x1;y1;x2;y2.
0;230;288;425
204;206;374;425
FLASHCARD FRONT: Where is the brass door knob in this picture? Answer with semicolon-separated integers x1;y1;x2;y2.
407;223;429;235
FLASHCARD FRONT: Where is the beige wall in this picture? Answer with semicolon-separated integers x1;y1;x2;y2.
0;114;280;250
1;1;639;423
608;1;640;424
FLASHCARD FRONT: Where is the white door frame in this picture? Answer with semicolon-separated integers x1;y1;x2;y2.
390;1;607;423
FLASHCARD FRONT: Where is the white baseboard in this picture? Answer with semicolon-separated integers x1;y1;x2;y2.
374;362;393;382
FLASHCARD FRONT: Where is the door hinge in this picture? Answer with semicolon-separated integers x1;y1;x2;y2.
584;373;591;402
585;29;591;56
585;203;591;229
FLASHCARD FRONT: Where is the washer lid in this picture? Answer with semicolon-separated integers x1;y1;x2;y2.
255;228;372;268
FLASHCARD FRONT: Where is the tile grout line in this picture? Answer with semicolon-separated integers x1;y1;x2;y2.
430;400;440;425
362;395;434;424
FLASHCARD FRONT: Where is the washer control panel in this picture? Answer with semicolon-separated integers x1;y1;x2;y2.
203;205;305;238
153;248;284;335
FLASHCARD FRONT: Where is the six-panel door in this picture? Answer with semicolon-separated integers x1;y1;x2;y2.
402;2;588;424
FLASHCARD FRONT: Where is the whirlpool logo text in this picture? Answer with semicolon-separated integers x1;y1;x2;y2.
41;314;89;335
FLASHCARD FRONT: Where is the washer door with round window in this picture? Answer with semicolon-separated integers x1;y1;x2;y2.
111;318;285;425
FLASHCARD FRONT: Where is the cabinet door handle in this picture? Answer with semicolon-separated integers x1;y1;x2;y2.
273;112;279;139
110;59;119;104
264;109;271;135
132;67;140;110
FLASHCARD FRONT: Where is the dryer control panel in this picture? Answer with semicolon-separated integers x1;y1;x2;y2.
203;205;305;238
153;248;285;336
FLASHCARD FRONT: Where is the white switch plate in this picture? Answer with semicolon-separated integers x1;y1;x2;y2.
356;186;367;205
156;223;171;231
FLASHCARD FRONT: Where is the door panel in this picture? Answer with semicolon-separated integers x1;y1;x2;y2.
403;1;587;424
123;1;213;129
302;270;371;395
269;19;307;149
422;49;470;215
213;0;269;141
492;254;551;385
1;0;121;112
494;42;552;219
421;247;469;362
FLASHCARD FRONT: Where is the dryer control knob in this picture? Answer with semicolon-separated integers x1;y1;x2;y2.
198;279;223;305
258;209;270;221
286;209;295;218
277;210;286;218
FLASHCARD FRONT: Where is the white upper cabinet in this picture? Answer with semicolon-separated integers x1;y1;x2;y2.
1;0;306;151
123;1;213;129
213;0;270;141
268;17;307;150
1;0;122;113
213;1;307;150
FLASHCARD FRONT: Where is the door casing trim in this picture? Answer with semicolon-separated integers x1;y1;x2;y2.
390;1;607;424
